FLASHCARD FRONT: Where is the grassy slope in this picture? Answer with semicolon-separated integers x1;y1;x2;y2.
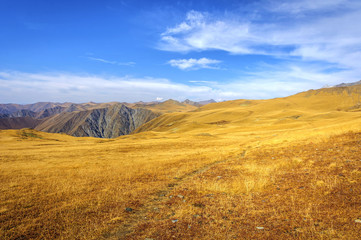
129;131;361;239
1;85;361;239
139;99;198;114
0;129;231;239
135;86;361;144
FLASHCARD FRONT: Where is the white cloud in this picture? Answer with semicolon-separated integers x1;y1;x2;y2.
188;80;216;84
1;63;357;104
208;65;361;101
160;11;254;54
159;1;361;72
157;2;361;100
168;58;221;70
88;57;135;66
164;11;205;35
0;71;214;103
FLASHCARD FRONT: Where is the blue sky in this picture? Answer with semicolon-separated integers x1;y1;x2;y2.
1;0;361;103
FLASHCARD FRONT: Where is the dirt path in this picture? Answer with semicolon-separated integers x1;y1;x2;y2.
103;155;239;239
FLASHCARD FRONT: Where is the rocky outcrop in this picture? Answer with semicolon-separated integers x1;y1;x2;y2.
35;104;160;138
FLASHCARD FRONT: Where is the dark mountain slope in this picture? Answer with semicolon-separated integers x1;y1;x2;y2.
0;102;67;114
35;104;160;138
0;117;43;130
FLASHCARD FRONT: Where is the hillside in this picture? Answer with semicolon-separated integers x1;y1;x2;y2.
1;84;361;239
0;100;200;136
135;85;361;141
0;116;43;130
35;104;160;138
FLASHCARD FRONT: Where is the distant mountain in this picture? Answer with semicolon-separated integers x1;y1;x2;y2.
134;99;198;113
182;99;198;106
0;102;161;137
132;99;216;110
35;104;160;138
133;101;160;106
0;102;68;115
0;109;36;119
182;99;216;107
197;99;217;106
0;116;43;130
0;99;203;137
134;84;361;135
0;102;120;116
0;106;72;119
35;106;69;119
334;80;361;87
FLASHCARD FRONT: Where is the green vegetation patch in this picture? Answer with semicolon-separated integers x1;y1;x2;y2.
18;129;44;139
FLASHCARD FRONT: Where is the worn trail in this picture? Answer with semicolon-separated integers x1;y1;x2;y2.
103;155;237;240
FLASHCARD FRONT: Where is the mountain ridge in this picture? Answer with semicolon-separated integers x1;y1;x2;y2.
334;80;361;87
134;84;361;135
0;99;205;137
34;104;161;138
2;82;361;138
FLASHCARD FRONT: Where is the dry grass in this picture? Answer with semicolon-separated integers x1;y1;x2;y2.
1;128;360;239
1;85;361;239
0;129;229;239
128;131;361;240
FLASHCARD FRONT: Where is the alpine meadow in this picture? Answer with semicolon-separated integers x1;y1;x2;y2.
1;0;361;239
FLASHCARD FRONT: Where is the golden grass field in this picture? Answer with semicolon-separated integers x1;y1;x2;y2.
1;85;361;239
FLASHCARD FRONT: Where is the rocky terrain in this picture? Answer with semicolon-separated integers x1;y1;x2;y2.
0;99;206;137
35;104;160;138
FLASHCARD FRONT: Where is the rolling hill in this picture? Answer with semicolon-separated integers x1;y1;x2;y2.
135;85;361;141
1;83;361;239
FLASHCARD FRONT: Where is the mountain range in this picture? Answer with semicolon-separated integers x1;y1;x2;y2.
2;81;361;139
0;99;216;138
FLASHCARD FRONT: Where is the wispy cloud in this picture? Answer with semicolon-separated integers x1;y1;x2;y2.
271;0;349;14
188;80;216;84
160;10;254;54
0;66;358;103
0;71;212;103
168;58;221;70
88;57;135;66
159;1;361;72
